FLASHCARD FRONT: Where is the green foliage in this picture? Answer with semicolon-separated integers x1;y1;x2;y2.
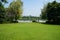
41;1;60;24
9;0;23;21
0;0;7;23
41;5;47;19
0;0;23;23
10;0;23;19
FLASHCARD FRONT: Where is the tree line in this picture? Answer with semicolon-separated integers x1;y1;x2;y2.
0;0;60;24
41;1;60;24
0;0;23;23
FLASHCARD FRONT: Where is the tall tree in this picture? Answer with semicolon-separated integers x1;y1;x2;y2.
8;0;23;22
0;0;7;23
41;5;47;19
41;1;60;24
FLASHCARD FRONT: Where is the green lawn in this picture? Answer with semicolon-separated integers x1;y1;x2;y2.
0;23;60;40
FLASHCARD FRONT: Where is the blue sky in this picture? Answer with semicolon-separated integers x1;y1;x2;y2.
5;0;60;17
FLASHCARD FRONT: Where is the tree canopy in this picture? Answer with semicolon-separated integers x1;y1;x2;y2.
0;0;23;23
5;0;23;22
41;1;60;24
0;0;7;23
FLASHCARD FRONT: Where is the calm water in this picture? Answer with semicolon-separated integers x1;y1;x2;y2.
18;20;46;23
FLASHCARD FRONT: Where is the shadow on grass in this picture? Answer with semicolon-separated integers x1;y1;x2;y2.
37;21;60;25
40;22;60;25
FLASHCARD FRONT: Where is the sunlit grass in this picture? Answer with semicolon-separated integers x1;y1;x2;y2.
0;23;60;40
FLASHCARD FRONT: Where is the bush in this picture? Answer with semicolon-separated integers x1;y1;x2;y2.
11;20;18;23
32;20;37;23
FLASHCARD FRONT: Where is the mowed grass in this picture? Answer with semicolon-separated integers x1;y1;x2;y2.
0;23;60;40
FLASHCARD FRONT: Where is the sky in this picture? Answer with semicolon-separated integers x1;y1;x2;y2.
5;0;60;17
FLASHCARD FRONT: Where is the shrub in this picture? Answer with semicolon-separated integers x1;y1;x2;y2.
32;20;37;23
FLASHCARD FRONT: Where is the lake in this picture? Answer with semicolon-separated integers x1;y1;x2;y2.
18;20;46;23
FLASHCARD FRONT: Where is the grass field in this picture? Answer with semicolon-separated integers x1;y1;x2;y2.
0;23;60;40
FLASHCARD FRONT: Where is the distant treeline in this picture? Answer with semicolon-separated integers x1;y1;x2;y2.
19;16;41;20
